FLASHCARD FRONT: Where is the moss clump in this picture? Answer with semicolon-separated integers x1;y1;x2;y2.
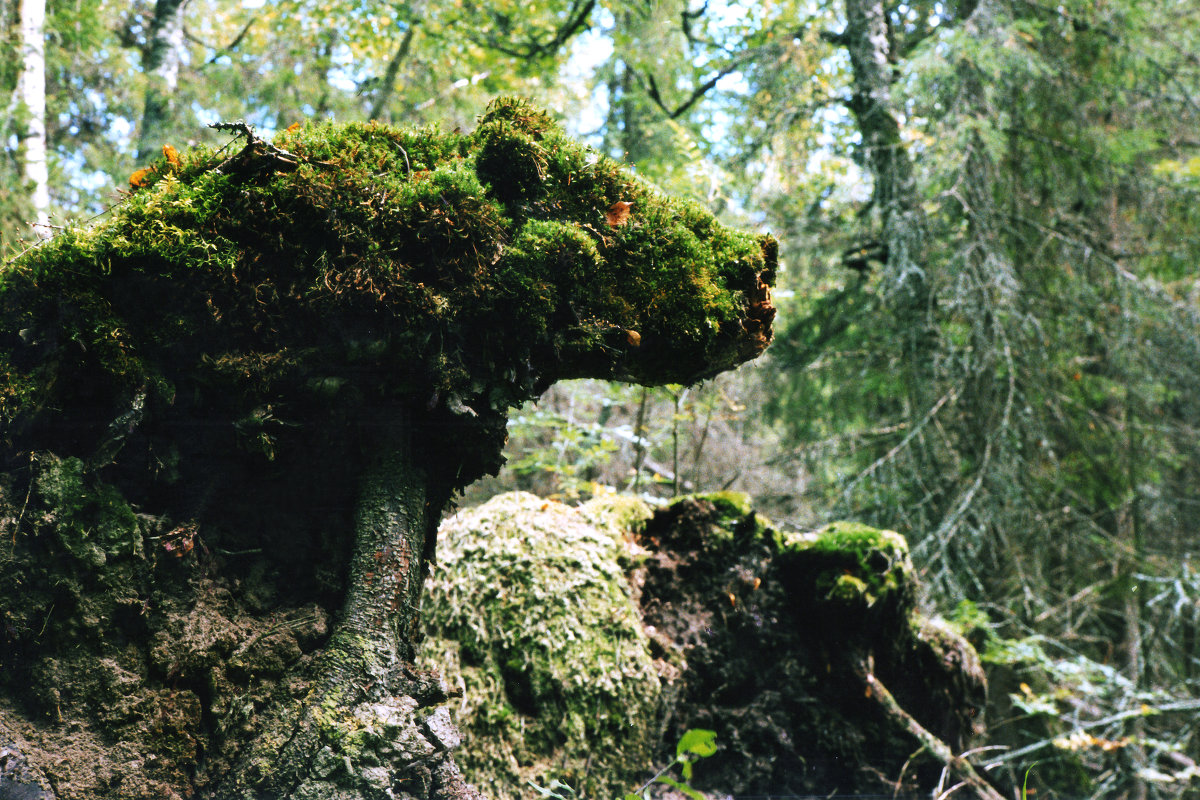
0;98;778;798
776;521;913;611
577;492;654;536
679;490;753;520
419;492;660;799
1;98;776;491
430;494;987;798
33;453;142;566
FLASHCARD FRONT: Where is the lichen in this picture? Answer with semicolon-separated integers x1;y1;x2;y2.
419;492;660;799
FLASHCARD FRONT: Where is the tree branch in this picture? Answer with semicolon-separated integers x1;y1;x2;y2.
858;661;1008;800
368;24;416;121
465;0;596;60
195;16;258;65
819;29;851;46
983;698;1200;768
680;1;708;45
633;59;744;120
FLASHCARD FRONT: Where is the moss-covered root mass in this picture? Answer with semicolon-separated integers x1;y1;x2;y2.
0;99;775;799
0;96;776;484
420;492;660;799
420;492;988;798
208;420;482;800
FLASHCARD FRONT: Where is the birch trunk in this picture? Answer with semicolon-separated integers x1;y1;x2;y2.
841;0;923;291
839;0;934;417
18;0;49;237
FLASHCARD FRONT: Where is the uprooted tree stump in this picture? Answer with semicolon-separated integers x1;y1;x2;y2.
0;98;775;800
421;492;996;799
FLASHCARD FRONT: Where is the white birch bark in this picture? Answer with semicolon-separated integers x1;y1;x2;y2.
18;0;50;237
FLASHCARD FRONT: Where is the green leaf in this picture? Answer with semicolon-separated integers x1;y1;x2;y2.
526;780;576;799
675;728;718;759
655;775;708;800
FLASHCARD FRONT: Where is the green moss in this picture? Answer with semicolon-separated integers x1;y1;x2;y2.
577;493;654;536
807;520;908;554
775;521;913;612
828;573;871;603
0;350;39;424
1;98;775;468
684;490;753;520
33;453;141;566
419;492;660;799
916;614;984;677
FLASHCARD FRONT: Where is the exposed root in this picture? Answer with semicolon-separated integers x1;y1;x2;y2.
857;659;1008;800
209;425;482;800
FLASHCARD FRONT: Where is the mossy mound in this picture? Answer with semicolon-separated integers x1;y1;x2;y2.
419;492;660;799
420;491;987;797
0;98;775;493
0;452;334;799
638;495;984;796
773;520;916;638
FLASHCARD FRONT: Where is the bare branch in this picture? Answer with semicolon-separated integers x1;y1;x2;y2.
858;662;1008;800
463;0;596;60
368;25;416;121
195;16;258;65
633;64;738;120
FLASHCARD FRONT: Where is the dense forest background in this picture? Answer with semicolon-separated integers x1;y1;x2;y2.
4;0;1200;796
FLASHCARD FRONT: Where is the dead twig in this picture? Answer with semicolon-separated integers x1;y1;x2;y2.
857;658;1009;800
209;121;304;177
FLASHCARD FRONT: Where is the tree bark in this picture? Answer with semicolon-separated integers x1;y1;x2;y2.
368;25;415;123
842;0;906;221
840;0;926;301
838;0;935;429
211;414;481;799
18;0;49;236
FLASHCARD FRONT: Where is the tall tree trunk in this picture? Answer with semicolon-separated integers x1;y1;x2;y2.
838;0;935;437
18;0;49;237
135;0;187;161
841;0;920;270
368;25;415;122
211;412;482;799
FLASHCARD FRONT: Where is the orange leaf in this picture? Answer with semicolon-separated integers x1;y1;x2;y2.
286;122;302;133
606;200;633;227
162;144;180;167
129;166;157;190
